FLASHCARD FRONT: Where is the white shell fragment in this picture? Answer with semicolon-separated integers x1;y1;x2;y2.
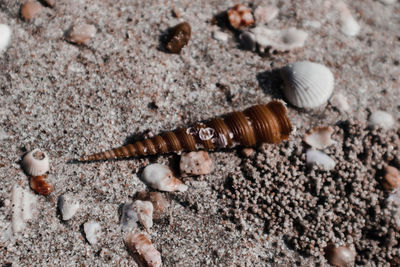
22;148;50;176
11;184;36;233
66;23;96;45
125;232;162;267
142;164;188;192
368;110;395;129
121;200;154;231
280;61;334;108
137;192;169;220
387;189;400;227
251;26;308;52
212;30;229;43
303;126;336;149
335;1;360;37
180;151;213;176
58;193;80;221
254;5;279;25
306;150;336;171
329;92;350;112
0;24;11;53
84;221;101;245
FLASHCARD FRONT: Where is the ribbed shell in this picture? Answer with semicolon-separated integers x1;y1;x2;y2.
80;100;292;162
280;61;334;108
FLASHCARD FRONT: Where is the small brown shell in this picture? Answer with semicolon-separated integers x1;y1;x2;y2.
30;174;54;196
81;100;292;162
165;22;191;53
20;1;42;20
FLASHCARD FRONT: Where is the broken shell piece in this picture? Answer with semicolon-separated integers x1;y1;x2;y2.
121;200;153;231
303;126;336;149
387;189;400;227
280;61;334;108
22;148;50;176
239;31;256;51
383;166;400;190
125;232;162;267
58;193;80;220
330;93;350;112
136;192;169;220
142;164;188;192
11;184;36;233
84;221;101;245
368;110;395;129
66;23;96;45
254;5;278;25
30;174;54;196
251;26;308;53
180;151;213;176
21;1;42;20
227;4;254;29
0;24;12;53
212;30;229;43
335;1;360;37
324;245;355;267
306;150;336;171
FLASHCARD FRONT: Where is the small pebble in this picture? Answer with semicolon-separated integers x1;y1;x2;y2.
306;150;336;171
142;163;188;192
66;23;96;45
180;151;213;176
58;193;80;220
20;1;42;20
241;148;256;157
239;31;256;51
212;30;229;42
165;22;191;53
227;4;254;29
383;166;400;190
121;200;153;231
125;232;162;267
136;192;169;220
254;5;278;25
324;245;355;267
83;221;101;245
11;184;36;233
330;93;350;112
0;24;11;53
368;110;395;129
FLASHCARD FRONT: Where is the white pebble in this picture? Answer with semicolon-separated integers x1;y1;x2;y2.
180;151;213;176
142;164;187;192
330;93;351;112
121;200;153;231
0;24;11;53
254;5;278;25
83;221;101;245
368;110;395;129
306;150;336;171
58;193;80;221
11;184;36;233
66;23;96;45
335;1;360;37
212;30;229;42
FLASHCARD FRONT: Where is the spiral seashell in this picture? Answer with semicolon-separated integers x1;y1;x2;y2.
80;100;292;162
22;148;50;176
280;61;334;108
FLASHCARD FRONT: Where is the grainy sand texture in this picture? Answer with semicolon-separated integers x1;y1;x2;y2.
0;0;400;266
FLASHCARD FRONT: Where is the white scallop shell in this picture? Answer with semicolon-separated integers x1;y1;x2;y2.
22;148;50;176
280;61;334;108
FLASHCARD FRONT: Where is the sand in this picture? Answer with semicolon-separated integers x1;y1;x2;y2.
0;0;399;266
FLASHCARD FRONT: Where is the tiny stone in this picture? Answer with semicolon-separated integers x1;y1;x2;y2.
368;110;395;129
142;163;188;192
241;148;256;157
0;24;12;53
227;4;254;29
83;221;101;245
66;23;96;45
137;191;169;220
125;232;162;267
121;200;153;231
306;149;336;171
165;22;191;54
330;93;351;112
20;1;42;20
383;166;400;190
324;245;355;267
254;5;278;25
180;151;213;176
212;30;229;42
58;193;80;221
239;31;256;51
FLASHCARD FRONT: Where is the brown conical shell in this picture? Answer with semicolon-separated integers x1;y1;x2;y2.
80;100;293;162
